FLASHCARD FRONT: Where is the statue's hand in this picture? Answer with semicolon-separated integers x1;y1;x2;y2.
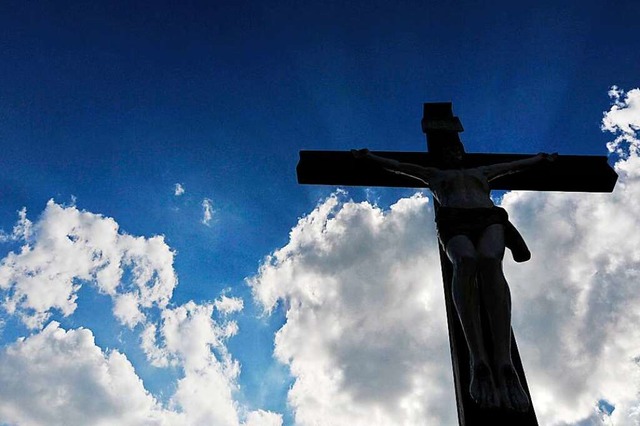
351;148;371;159
538;152;558;162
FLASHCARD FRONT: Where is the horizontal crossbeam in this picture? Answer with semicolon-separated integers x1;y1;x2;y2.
297;150;618;193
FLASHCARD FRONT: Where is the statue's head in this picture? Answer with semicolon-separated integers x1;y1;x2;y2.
439;140;465;169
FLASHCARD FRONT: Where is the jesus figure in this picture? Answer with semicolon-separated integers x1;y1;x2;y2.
352;144;556;411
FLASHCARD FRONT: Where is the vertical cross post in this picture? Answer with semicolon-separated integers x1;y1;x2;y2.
423;103;537;424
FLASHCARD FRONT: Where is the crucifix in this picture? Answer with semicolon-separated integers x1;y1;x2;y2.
295;103;617;424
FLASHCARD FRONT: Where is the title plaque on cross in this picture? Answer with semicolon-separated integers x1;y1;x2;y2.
296;103;617;424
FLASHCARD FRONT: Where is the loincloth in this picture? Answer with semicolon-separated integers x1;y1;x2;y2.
435;206;531;262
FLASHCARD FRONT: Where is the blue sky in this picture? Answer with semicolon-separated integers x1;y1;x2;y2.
1;1;639;425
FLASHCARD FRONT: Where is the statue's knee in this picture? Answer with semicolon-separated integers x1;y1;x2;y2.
454;254;478;272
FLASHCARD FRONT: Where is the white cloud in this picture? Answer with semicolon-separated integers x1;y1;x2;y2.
0;207;32;242
215;295;244;315
202;198;214;226
162;302;241;425
174;183;186;196
154;301;237;371
140;300;281;426
0;201;282;426
0;322;180;426
0;200;177;329
250;193;456;425
249;89;640;425
498;165;640;425
494;87;640;425
243;410;283;426
113;292;146;328
602;86;640;155
0;320;281;426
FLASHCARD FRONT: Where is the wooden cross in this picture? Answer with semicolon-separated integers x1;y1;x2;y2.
295;102;617;425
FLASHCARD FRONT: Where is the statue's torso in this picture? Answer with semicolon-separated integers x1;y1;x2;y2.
428;168;493;208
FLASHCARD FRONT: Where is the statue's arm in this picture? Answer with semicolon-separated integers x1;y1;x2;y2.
482;152;558;181
351;148;436;185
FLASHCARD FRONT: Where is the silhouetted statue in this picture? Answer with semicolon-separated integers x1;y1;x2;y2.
352;145;557;411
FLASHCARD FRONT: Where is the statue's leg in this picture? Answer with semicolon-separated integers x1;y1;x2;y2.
445;235;498;408
476;224;529;412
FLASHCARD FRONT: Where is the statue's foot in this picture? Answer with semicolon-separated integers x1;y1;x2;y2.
469;362;499;408
496;364;530;412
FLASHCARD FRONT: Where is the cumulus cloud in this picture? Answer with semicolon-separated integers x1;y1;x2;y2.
499;167;640;425
0;200;177;329
215;295;244;315
496;86;640;425
141;301;238;371
0;321;180;426
0;207;32;242
243;410;283;426
249;89;640;425
0;320;281;426
0;202;281;426
141;300;280;426
174;183;186;196
602;86;640;155
158;302;241;425
250;193;456;425
202;198;214;226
